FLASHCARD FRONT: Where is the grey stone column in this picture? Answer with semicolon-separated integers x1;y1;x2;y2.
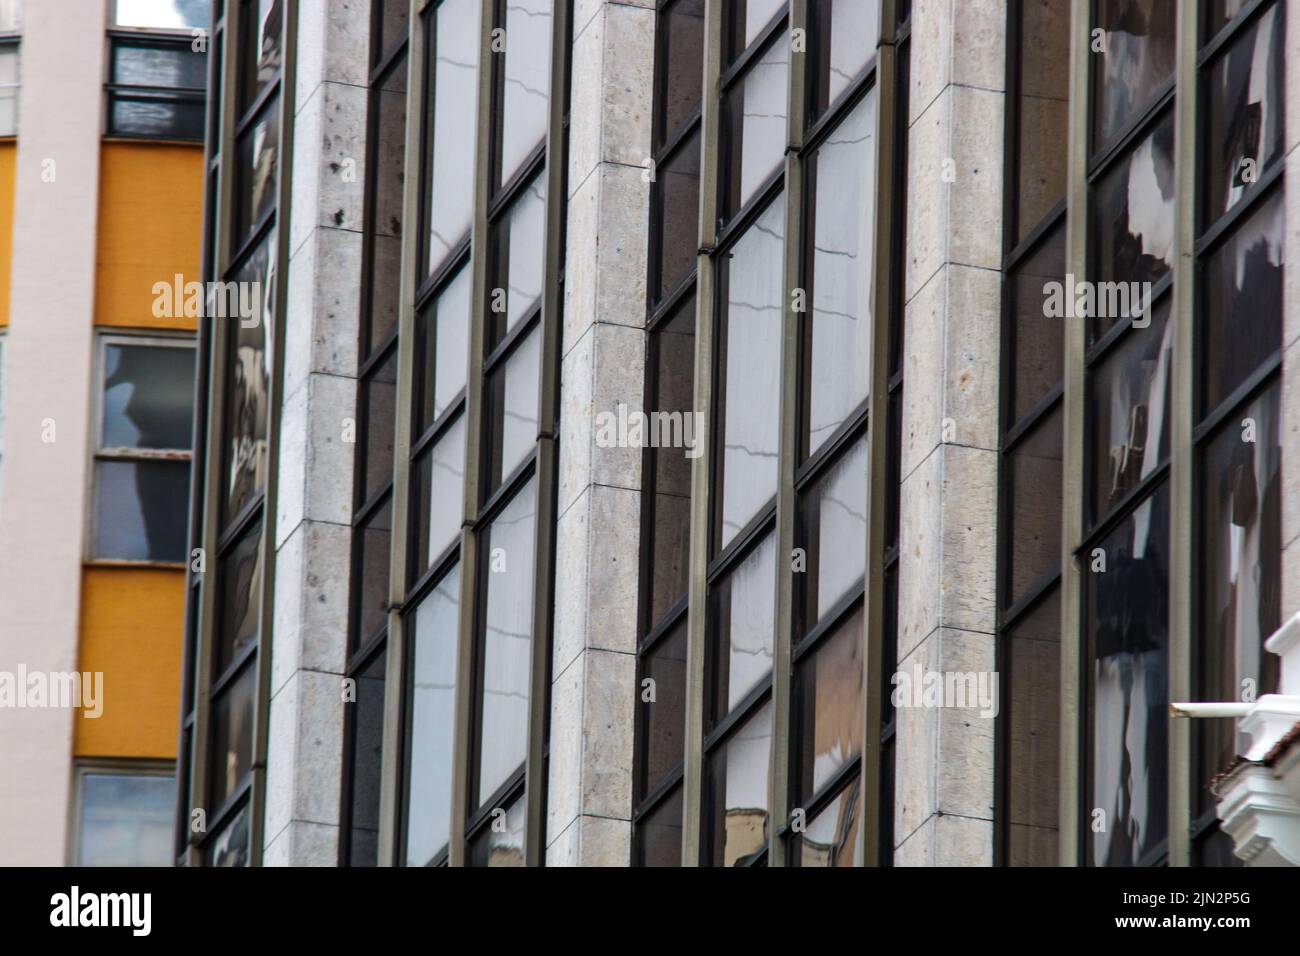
545;0;655;865
262;1;370;866
895;0;1006;866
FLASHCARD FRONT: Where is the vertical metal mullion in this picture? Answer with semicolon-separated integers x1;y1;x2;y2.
1167;0;1198;869
857;0;898;869
769;0;804;871
448;0;498;867
378;0;424;868
248;0;298;869
681;0;724;868
1058;0;1090;868
187;3;242;867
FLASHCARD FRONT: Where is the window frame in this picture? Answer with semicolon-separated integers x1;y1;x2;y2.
69;758;176;867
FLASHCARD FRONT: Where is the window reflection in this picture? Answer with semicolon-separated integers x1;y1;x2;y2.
705;700;772;866
635;785;683;866
654;131;701;302
210;663;256;812
1007;406;1063;605
486;326;540;492
216;520;262;674
809;0;879;120
496;0;551;188
1091;0;1175;149
796;438;867;635
114;0;209;29
415;266;472;436
709;533;776;726
638;622;688;800
1015;0;1069;241
411;413;466;583
95;460;190;562
1009;223;1065;422
1006;589;1061;866
426;0;481;272
222;235;274;526
469;795;525;866
721;38;789;223
490;173;547;344
240;0;282;113
792;605;863;802
1091;110;1174;292
76;771;174;867
345;648;387;866
792;779;861;867
658;0;704;146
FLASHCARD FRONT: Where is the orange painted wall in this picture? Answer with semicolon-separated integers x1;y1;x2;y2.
0;140;15;328
74;567;186;759
95;141;204;332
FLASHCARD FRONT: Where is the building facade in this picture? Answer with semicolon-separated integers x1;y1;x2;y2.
2;0;1293;868
0;0;207;865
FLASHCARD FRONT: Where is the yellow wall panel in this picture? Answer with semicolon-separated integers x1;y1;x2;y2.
95;141;204;332
0;140;15;328
74;567;185;759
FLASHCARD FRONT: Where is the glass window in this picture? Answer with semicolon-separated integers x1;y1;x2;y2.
1206;0;1256;42
657;0;704;146
1008;223;1065;423
205;801;250;866
1014;0;1069;241
415;265;472;436
76;769;174;866
704;700;772;866
1091;0;1176;149
645;296;696;627
796;438;867;636
489;172;547;346
1085;483;1169;867
101;344;195;450
468;794;525;866
1006;406;1063;605
114;0;209;29
804;91;875;456
216;519;262;673
233;100;279;241
411;412;466;583
222;234;274;525
404;564;461;866
635;785;683;866
1200;191;1284;417
1090;110;1175;294
717;197;784;550
0;45;17;137
426;0;482;273
1203;3;1284;226
725;0;784;65
209;662;256;811
485;326;540;492
495;0;552;189
791;778;860;867
721;38;789;223
354;496;393;647
652;130;701;303
108;37;207;140
637;621;688;801
345;647;387;866
792;605;863;802
474;478;537;808
1087;301;1171;523
1005;588;1061;866
365;54;409;354
808;0;879;120
94;460;190;562
359;347;397;506
708;532;776;727
239;0;282;113
376;0;409;61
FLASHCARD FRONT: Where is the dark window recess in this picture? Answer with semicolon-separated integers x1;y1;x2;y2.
107;36;206;140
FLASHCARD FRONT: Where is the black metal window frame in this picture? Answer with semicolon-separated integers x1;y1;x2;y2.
105;27;208;142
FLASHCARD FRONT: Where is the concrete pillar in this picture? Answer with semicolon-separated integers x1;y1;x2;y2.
0;0;108;865
262;0;370;866
894;0;1006;865
546;0;655;865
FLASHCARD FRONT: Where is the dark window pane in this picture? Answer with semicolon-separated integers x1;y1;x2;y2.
210;662;256;810
1086;483;1169;866
415;265;472;438
216;519;262;674
109;94;206;140
1195;384;1281;817
468;794;525;866
808;0;879;120
1087;299;1171;523
485;326;540;493
717;197;783;550
791;779;860;866
426;0;482;272
240;0;282;113
376;0;409;62
704;700;772;866
1203;3;1285;227
222;233;274;526
354;496;392;648
720;38;788;224
1201;191;1284;417
725;0;785;65
204;800;250;866
657;0;704;147
233;99;279;240
637;621;687;801
112;41;206;90
1206;0;1257;41
646;297;696;627
792;605;863;803
475;479;536;808
1006;406;1063;606
94;460;190;562
495;0;551;189
114;0;210;29
410;412;466;584
1009;222;1065;423
1015;0;1069;240
365;54;408;354
360;347;397;505
709;533;775;727
77;772;174;866
653;130;701;302
805;91;874;456
1005;587;1061;866
795;438;866;637
1091;0;1175;149
489;172;547;347
404;563;460;867
1090;110;1174;300
634;785;682;866
345;646;387;866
